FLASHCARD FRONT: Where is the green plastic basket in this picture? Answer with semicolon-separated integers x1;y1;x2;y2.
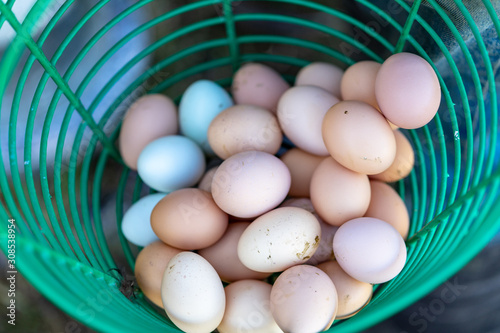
1;0;499;332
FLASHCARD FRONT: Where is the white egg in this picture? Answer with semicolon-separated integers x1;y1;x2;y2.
277;85;339;156
121;193;165;247
270;265;338;333
333;217;407;284
237;207;321;273
161;252;226;333
211;151;291;219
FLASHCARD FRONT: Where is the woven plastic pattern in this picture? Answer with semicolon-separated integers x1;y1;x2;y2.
1;0;499;332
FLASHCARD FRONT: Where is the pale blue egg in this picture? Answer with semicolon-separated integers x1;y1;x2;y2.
137;135;206;193
121;193;166;247
179;80;234;154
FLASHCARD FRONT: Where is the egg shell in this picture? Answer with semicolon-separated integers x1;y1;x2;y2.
322;100;397;175
280;198;338;266
340;60;381;109
375;52;441;129
231;63;290;113
295;62;344;98
151;188;228;250
211;151;291;218
118;94;178;170
207;104;282;160
333;217;407;284
179;80;234;154
279;148;326;197
198;222;271;283
237;207;321;273
310;157;371;227
364;180;410;239
316;260;373;319
161;252;225;333
218;280;283;333
198;166;219;193
277;85;339;156
137;135;206;193
134;241;182;308
270;265;338;333
370;129;415;183
121;193;165;247
339;61;399;129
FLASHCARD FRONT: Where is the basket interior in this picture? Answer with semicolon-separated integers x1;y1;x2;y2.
1;0;500;332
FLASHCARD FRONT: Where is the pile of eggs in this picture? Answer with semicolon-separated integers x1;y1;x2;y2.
119;52;441;333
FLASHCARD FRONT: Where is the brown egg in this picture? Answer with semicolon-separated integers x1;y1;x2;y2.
231;63;290;113
118;94;178;170
295;62;344;98
339;61;398;129
151;188;228;250
207;105;282;160
364;180;410;239
316;260;372;319
340;60;381;109
310;157;371;227
370;129;415;183
279;148;326;197
134;241;182;308
198;222;271;283
322;100;397;175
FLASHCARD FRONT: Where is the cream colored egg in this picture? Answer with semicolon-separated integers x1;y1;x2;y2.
270;265;338;333
198;222;271;283
364;180;410;239
333;217;407;284
322;100;397;175
370;129;415;183
207;104;282;160
161;252;225;333
280;198;338;265
211;151;291;218
295;62;344;98
277;85;339;156
317;260;373;319
279;148;326;197
310;157;371;227
218;280;283;333
237;207;321;273
232;63;290;113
